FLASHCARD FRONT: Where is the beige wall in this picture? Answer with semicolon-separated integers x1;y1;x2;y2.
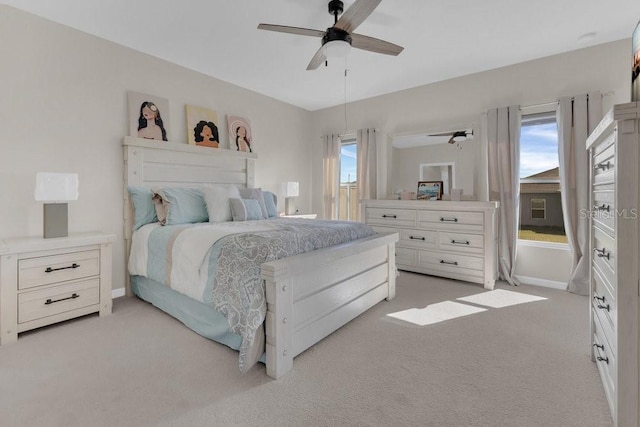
0;6;314;293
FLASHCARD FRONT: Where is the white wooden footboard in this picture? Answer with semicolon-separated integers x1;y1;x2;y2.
261;232;398;379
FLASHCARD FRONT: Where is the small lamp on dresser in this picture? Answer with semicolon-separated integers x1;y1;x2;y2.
34;172;79;238
281;181;299;215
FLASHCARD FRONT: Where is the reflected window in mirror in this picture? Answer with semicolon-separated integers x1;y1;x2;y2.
419;162;455;195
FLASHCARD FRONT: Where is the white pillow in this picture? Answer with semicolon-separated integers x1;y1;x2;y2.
202;185;241;222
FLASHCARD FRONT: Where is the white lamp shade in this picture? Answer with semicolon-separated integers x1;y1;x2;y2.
324;40;351;57
281;181;299;198
34;172;79;202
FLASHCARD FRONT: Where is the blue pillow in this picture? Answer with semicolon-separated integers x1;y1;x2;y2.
155;187;208;225
263;191;278;218
127;186;158;230
230;198;264;221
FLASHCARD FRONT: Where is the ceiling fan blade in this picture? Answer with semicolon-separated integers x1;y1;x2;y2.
257;24;325;38
334;0;382;33
306;46;327;70
351;33;403;56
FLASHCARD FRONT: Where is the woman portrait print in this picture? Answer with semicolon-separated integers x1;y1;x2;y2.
137;101;167;141
194;120;219;148
235;125;252;152
227;115;254;153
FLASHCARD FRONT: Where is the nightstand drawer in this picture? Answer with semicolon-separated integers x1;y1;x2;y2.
18;250;100;290
18;278;100;324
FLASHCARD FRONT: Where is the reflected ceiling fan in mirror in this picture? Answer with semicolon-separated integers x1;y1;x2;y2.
257;0;404;70
428;130;474;144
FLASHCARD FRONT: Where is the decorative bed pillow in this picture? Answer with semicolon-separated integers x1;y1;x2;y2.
127;186;158;230
201;185;241;222
230;198;265;221
239;188;269;219
153;187;208;225
263;191;278;218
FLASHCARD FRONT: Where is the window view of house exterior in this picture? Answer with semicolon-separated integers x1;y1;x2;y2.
339;142;358;221
519;112;567;244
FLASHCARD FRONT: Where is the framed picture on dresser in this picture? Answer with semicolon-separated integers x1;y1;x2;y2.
417;181;443;200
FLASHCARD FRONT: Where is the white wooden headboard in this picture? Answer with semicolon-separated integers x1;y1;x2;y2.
122;137;256;291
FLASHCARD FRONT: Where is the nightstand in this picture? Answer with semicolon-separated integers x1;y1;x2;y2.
280;214;317;219
0;232;116;345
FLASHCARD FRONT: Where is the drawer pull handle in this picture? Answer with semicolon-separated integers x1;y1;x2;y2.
440;260;458;266
594;248;610;260
409;236;426;241
45;293;79;305
593;296;611;312
45;263;80;273
382;214;397;219
440;217;458;222
451;240;470;245
595;161;611;170
593;343;609;364
593;204;610;212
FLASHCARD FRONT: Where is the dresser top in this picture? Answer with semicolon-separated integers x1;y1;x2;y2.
364;199;499;210
1;231;116;254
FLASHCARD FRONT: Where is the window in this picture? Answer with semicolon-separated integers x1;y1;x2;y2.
531;198;546;219
519;111;567;244
339;141;357;221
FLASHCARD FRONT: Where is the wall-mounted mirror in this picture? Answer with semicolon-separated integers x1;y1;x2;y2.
389;125;481;200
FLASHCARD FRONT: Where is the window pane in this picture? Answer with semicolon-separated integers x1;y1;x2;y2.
531;199;546;209
339;143;357;221
519;114;567;243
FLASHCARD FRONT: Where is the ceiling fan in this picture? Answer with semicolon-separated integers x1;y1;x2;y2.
257;0;404;70
428;130;474;144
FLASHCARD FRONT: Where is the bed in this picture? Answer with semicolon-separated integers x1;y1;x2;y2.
123;137;398;378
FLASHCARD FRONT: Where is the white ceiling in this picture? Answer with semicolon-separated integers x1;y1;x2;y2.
4;0;640;111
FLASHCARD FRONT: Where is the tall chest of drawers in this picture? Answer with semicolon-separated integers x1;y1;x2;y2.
586;102;640;426
364;200;499;289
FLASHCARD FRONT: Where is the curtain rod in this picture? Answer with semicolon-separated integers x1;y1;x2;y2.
521;90;615;110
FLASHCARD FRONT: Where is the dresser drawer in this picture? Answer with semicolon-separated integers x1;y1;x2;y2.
396;247;417;267
592;313;616;415
18;278;100;324
18;250;100;290
592;262;616;328
592;227;616;281
418;210;484;233
366;208;416;228
438;232;484;255
399;229;436;249
591;191;615;238
592;285;616;353
592;141;615;185
417;250;483;278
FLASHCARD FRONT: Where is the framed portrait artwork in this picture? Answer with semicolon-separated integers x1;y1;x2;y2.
417;181;443;200
226;115;253;153
127;91;169;141
186;105;220;148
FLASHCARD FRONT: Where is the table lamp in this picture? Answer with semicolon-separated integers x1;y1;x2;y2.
281;181;299;215
34;172;79;238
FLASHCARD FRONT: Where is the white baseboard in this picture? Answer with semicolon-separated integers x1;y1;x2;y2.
515;275;567;290
112;288;126;299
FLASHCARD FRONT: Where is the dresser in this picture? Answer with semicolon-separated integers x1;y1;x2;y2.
0;232;115;345
364;200;498;289
586;102;640;426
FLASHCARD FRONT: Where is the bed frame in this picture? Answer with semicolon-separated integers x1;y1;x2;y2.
123;137;398;378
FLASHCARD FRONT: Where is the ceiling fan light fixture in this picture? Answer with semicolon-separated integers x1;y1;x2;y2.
323;39;351;57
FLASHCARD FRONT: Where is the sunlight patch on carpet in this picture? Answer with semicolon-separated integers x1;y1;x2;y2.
456;289;547;308
387;301;487;326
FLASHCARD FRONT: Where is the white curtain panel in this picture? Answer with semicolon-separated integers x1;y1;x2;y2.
487;106;521;286
356;128;377;222
322;134;340;220
557;92;602;295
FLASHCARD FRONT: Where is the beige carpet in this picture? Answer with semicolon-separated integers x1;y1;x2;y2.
0;272;612;427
